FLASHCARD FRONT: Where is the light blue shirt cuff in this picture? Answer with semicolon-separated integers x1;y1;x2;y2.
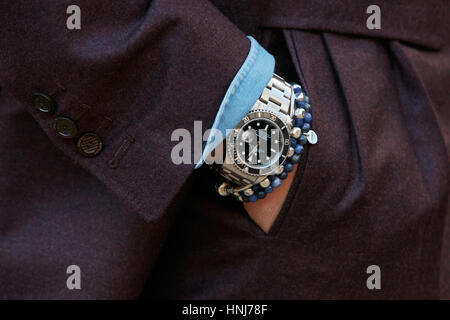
195;36;275;168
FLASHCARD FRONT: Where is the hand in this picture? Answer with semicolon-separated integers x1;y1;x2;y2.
244;164;298;233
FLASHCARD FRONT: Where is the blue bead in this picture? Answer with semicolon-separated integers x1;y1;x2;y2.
295;99;305;107
248;194;258;202
293;86;302;94
302;123;310;132
290;137;297;147
294;144;304;155
284;162;294;172
303;103;311;113
256;191;266;199
265;186;273;193
305;96;310;104
271;177;282;188
297;135;308;145
304;112;312;123
291;154;301;164
279;172;288;180
268;175;275;182
251;184;261;192
295;118;304;128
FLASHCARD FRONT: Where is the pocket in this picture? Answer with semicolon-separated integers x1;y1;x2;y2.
271;29;366;240
254;28;363;239
243;28;355;238
272;29;449;248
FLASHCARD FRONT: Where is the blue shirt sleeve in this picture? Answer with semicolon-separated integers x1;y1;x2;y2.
195;36;275;168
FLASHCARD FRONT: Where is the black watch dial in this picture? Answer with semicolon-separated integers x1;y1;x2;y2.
229;111;290;176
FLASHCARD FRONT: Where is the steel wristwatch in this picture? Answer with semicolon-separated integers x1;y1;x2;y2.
214;73;317;202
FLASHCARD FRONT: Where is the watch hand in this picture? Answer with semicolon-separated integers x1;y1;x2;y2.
255;131;270;141
247;145;258;162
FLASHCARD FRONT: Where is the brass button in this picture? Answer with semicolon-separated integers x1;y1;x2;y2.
54;117;78;139
77;133;103;157
32;92;55;114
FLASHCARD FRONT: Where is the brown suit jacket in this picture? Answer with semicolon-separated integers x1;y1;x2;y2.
0;0;449;299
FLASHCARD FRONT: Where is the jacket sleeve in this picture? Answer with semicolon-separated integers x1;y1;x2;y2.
0;0;253;221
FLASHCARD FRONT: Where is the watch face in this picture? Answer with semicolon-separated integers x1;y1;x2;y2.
229;110;290;176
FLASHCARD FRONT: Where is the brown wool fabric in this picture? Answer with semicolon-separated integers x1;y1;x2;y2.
0;0;449;299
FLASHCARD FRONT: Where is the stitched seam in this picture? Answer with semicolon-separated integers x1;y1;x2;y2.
73;103;91;120
97;116;114;136
107;135;135;169
50;82;66;97
289;30;310;93
267;30;313;237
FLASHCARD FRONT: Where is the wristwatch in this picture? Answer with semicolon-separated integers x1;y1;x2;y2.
214;73;318;202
